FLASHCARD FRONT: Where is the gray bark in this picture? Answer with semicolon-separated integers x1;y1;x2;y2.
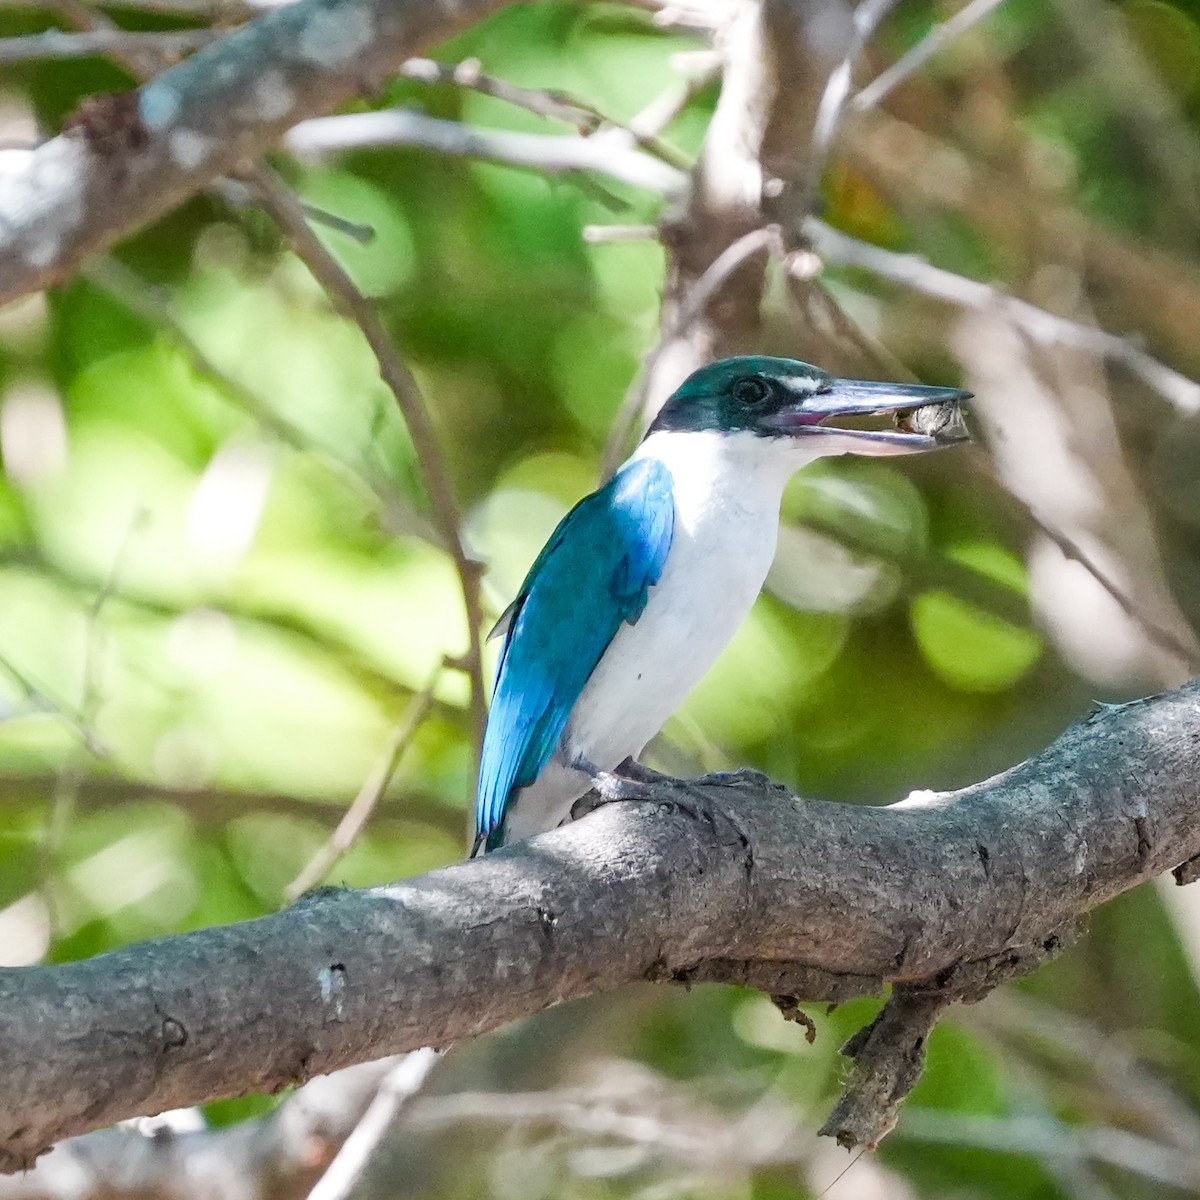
3;682;1200;1168
0;0;508;303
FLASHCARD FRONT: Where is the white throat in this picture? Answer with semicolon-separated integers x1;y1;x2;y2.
632;428;818;517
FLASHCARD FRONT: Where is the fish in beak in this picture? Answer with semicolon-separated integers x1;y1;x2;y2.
766;378;972;454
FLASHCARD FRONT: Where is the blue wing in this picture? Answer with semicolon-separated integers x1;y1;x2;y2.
474;457;675;851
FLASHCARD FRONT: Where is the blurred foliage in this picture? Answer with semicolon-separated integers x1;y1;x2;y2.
3;0;1200;1196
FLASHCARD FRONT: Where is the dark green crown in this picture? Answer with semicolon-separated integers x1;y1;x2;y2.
648;356;831;437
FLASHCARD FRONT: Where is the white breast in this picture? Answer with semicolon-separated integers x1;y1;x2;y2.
575;428;818;760
501;429;817;843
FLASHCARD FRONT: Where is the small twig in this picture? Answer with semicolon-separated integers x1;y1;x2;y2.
0;654;99;751
305;1049;442;1200
42;516;139;936
400;56;603;129
774;231;1200;672
84;258;431;541
299;203;375;245
249;164;487;823
284;663;445;901
400;56;694;171
898;1108;1200;1190
583;223;659;243
0;0;274;13
0;27;216;64
808;0;903;194
970;450;1200;676
852;0;1007;112
601;226;779;476
285;111;688;196
806;217;1200;414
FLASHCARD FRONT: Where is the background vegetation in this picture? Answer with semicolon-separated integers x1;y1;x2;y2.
3;0;1200;1194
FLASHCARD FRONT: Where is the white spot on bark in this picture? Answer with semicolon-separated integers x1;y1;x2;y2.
139;84;180;130
317;965;346;1018
252;70;295;121
295;6;373;66
0;138;86;271
169;128;211;170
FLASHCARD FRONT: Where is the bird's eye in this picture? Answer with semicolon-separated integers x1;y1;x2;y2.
733;377;772;406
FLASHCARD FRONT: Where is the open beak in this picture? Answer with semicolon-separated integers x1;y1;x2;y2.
766;378;972;451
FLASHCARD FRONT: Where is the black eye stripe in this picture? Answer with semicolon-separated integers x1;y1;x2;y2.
733;377;771;405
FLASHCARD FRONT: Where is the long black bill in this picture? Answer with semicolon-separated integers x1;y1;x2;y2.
767;378;972;450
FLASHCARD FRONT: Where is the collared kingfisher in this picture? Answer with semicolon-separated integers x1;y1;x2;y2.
473;356;969;855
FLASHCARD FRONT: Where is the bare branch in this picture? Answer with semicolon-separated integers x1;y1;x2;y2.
399;56;604;129
284;664;445;902
808;0;901;193
84;258;431;540
805;218;1200;415
0;0;516;303
971;449;1200;678
305;1049;440;1200
0;28;218;64
285;111;688;195
4;683;1200;1167
852;0;1007;113
400;57;694;171
248;165;487;820
583;223;660;243
818;989;948;1149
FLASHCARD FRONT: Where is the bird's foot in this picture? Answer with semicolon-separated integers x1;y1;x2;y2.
593;770;650;804
612;757;672;785
701;767;775;790
566;755;662;823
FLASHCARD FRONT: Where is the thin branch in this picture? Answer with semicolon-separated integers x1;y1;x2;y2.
84;257;434;543
399;56;604;129
400;57;693;171
773;234;1200;673
805;218;1200;415
897;1108;1200;1190
971;449;1200;676
248;165;487;822
0;28;217;64
284;663;445;902
5;682;1200;1166
40;514;140;935
305;1049;441;1200
583;223;659;243
285;111;687;196
852;0;1008;113
808;0;903;190
0;771;464;837
0;654;100;753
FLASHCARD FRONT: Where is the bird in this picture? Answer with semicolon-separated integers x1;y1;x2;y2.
473;355;969;855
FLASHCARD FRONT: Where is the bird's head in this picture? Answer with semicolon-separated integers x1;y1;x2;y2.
648;356;970;458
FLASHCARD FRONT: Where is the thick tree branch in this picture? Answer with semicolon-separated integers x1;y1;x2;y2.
3;682;1200;1168
0;0;511;304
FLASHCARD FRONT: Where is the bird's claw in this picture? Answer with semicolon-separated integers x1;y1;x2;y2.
612;757;672;785
702;768;774;789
